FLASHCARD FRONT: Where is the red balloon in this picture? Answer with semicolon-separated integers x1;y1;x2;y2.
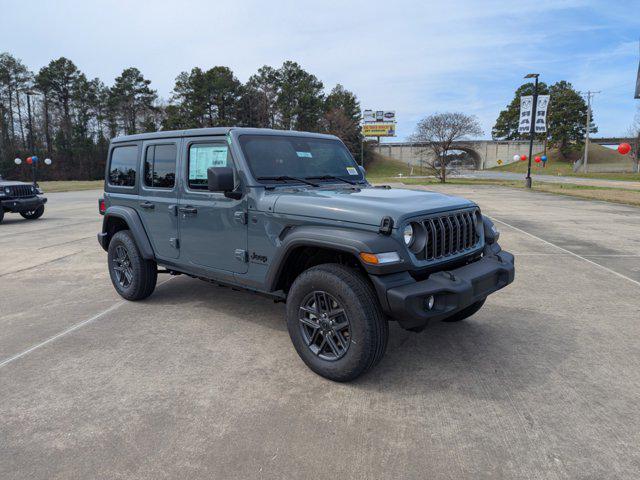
26;157;33;165
535;157;541;163
520;155;527;161
618;143;631;155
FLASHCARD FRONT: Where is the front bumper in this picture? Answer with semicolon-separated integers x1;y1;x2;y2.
369;246;515;330
1;196;47;213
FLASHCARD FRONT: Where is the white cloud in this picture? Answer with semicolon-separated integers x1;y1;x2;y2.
1;0;638;138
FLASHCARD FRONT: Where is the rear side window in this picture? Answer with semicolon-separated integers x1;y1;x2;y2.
188;143;230;190
109;145;138;187
144;144;177;189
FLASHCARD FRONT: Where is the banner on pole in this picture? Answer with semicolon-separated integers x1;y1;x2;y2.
534;95;550;133
518;96;533;133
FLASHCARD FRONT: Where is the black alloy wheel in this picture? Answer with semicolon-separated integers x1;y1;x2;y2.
112;244;134;289
286;263;388;382
107;230;157;301
299;290;351;361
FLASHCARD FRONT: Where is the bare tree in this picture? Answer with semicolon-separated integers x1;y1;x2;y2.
409;112;482;182
626;107;640;173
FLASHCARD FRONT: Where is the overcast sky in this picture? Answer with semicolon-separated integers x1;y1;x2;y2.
1;0;639;139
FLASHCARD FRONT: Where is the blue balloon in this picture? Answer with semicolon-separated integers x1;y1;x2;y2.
32;155;39;162
541;155;547;162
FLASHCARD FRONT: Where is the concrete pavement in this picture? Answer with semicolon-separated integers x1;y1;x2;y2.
1;187;639;479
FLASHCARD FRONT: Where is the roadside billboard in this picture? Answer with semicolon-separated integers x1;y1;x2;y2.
363;123;396;137
363;110;395;124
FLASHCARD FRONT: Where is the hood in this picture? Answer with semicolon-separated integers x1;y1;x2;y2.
271;186;475;227
0;180;33;187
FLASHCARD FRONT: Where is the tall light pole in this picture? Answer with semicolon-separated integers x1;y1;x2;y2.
581;90;600;173
524;73;539;189
25;90;36;153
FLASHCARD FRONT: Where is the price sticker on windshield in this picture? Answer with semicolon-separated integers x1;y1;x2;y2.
296;151;313;158
346;167;358;175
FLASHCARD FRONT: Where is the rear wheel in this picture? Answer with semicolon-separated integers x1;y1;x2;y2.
442;298;486;322
20;205;45;220
286;264;388;382
108;230;157;300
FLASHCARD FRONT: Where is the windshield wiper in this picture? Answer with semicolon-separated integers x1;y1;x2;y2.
256;175;319;187
305;175;360;186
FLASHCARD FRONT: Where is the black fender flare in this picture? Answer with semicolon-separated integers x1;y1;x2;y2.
99;206;155;259
264;225;409;291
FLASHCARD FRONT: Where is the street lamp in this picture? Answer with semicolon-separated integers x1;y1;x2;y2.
524;73;539;188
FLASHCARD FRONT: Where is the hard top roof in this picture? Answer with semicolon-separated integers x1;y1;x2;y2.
111;127;339;144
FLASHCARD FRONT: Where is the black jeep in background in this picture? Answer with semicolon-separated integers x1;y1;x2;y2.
0;175;47;224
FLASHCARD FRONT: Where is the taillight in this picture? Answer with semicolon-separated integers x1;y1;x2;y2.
98;198;106;215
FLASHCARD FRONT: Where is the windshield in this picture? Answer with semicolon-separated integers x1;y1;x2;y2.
239;135;364;184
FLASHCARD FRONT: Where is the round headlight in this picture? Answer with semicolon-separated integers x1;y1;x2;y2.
403;224;414;246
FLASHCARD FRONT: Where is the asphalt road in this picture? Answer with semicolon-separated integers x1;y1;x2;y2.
453;170;640;190
1;186;639;479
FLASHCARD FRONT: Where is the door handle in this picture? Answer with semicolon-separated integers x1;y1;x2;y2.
178;206;198;215
140;201;155;209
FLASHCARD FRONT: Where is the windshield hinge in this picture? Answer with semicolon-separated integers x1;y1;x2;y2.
234;211;247;224
379;216;394;235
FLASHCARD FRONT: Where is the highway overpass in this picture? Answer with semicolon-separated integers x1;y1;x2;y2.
374;140;545;170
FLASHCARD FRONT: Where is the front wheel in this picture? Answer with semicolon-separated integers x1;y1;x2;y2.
0;209;4;224
286;264;388;382
107;230;157;300
20;205;45;220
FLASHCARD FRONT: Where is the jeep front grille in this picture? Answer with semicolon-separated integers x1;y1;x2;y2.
416;209;480;261
5;185;35;198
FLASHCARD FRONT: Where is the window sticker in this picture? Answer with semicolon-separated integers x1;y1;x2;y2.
190;145;228;180
346;167;358;175
296;151;313;158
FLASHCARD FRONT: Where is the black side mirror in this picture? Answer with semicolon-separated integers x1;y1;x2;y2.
207;166;234;192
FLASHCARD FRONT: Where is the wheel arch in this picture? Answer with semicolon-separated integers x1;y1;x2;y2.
265;225;409;293
99;206;155;259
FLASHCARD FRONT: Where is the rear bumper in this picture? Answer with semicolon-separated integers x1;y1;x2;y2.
370;247;515;330
1;196;47;213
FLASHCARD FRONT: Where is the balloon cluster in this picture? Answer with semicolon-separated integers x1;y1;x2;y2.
14;156;52;165
513;154;527;162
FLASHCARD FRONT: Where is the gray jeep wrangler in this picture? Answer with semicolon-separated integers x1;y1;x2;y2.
98;128;514;381
0;175;47;224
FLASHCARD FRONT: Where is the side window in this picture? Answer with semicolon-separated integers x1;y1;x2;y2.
188;143;230;190
109;145;138;187
144;143;177;189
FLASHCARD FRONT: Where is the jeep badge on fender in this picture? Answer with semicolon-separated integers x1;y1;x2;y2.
97;127;514;382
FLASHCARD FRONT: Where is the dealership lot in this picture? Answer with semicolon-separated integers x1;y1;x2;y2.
1;186;639;480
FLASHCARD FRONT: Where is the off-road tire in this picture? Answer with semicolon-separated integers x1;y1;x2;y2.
20;205;45;220
286;263;388;382
442;298;486;322
0;209;4;224
108;230;157;301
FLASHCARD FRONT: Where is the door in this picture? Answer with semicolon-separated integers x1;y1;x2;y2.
137;140;180;259
178;138;248;274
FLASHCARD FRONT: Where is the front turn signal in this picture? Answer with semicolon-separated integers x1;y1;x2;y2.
359;251;401;265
